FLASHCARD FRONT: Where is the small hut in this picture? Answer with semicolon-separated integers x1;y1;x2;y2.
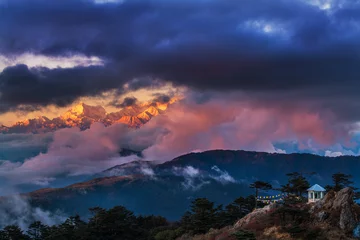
307;184;326;203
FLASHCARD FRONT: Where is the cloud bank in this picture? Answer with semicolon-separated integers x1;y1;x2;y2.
1;94;358;192
142;95;354;160
0;122;166;190
0;195;66;229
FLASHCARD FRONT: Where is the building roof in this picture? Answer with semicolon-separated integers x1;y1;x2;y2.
307;184;326;192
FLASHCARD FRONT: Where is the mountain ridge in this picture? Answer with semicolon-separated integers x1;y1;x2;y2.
0;98;178;133
6;149;360;220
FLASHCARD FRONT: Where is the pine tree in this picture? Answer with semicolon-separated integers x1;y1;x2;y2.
2;225;28;240
27;221;50;240
86;206;144;240
249;181;272;209
325;172;355;192
281;172;310;198
181;198;222;235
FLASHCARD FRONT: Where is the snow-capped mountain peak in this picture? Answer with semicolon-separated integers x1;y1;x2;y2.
1;97;178;133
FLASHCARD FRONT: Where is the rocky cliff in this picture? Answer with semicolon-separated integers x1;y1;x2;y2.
188;188;360;240
310;187;360;234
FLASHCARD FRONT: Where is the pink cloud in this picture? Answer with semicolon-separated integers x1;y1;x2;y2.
142;97;350;160
0;123;158;187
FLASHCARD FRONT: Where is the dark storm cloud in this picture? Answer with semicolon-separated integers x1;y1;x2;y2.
120;97;138;107
0;64;129;112
1;0;360;118
151;94;171;104
125;77;166;91
109;96;138;108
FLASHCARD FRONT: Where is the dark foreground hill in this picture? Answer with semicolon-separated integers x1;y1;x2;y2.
17;150;360;220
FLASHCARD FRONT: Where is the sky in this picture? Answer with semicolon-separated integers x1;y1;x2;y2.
1;0;360;192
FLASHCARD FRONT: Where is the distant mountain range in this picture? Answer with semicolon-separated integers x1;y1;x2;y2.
17;150;360;220
0;98;177;133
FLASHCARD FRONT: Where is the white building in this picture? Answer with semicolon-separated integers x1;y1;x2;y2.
307;184;326;203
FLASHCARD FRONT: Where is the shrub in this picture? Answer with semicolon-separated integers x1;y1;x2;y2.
232;230;256;240
286;224;305;237
154;229;178;240
304;228;321;239
154;228;184;240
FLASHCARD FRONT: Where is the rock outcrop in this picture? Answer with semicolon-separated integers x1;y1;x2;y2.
311;187;359;233
189;188;360;240
234;203;280;229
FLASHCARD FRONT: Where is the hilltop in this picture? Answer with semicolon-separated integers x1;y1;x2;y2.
189;187;360;240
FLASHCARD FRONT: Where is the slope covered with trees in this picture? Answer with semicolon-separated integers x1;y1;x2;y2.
1;172;359;240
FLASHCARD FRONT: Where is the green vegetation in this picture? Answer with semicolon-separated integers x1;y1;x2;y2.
222;195;261;226
232;230;256;240
325;172;360;199
280;172;311;199
0;195;257;240
325;172;354;192
249;181;272;209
